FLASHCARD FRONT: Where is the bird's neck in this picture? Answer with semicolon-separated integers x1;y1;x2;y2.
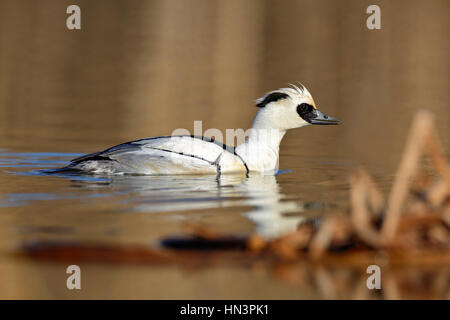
235;111;286;173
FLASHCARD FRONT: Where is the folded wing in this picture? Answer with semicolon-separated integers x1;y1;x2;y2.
69;136;247;175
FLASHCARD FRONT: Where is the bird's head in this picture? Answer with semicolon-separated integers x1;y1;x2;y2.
255;83;342;130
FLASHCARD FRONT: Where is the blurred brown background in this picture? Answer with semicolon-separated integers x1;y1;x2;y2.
0;0;448;171
0;0;448;299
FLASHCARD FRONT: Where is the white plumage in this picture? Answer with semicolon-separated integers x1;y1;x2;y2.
66;84;341;175
70;135;247;175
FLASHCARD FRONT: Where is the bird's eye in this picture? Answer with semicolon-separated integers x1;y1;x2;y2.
298;103;312;112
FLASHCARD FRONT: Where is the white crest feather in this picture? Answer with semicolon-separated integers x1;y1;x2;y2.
287;82;312;99
288;83;303;94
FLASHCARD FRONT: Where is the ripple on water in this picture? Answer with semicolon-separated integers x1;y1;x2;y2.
0;150;349;238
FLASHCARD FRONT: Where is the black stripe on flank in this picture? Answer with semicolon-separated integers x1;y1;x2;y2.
131;135;236;154
256;92;289;108
70;135;235;164
148;147;217;169
188;135;236;154
70;154;112;163
233;151;249;174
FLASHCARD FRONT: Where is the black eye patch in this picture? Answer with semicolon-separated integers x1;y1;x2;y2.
296;103;316;123
256;92;289;108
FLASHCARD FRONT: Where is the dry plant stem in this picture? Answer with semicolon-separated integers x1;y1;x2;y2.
381;110;446;243
426;180;449;207
424;131;450;184
309;217;339;260
350;168;382;247
361;168;385;215
423;123;450;206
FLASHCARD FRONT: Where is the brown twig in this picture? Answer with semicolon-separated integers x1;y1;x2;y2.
381;110;450;244
349;168;383;247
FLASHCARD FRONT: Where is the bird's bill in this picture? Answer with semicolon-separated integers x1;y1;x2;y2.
310;110;342;125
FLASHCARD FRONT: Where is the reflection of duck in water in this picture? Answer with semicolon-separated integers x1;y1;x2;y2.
238;174;307;238
61;84;340;175
103;172;308;238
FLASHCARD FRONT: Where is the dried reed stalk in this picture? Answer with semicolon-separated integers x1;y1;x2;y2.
381;110;449;243
349;168;383;247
